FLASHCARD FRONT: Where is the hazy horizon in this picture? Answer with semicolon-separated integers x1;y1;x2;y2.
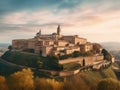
0;0;120;43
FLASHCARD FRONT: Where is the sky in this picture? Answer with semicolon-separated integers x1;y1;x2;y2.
0;0;120;43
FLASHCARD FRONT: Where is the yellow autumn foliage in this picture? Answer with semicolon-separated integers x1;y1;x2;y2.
7;68;34;90
0;76;8;90
34;77;64;90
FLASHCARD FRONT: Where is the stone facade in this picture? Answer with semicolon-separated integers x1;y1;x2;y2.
12;39;28;50
12;25;101;57
65;46;80;55
63;35;87;45
42;46;53;56
80;43;93;52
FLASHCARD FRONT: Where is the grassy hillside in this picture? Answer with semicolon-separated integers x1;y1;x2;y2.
0;55;118;90
63;62;81;71
0;60;52;78
1;51;40;67
1;51;63;71
1;51;118;81
82;66;117;82
0;61;20;76
0;64;117;90
65;66;117;90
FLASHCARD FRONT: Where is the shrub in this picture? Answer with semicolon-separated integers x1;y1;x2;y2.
23;48;35;53
72;51;80;57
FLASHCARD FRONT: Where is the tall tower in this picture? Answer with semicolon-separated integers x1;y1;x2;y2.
57;25;61;35
36;29;41;38
39;29;41;35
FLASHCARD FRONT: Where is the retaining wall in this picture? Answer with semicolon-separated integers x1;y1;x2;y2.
59;55;104;66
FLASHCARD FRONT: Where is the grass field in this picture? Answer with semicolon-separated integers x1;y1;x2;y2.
63;62;81;71
0;61;20;76
75;66;116;83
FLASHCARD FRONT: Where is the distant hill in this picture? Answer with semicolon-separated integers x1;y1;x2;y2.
100;42;120;60
0;43;9;48
0;43;9;56
100;42;120;51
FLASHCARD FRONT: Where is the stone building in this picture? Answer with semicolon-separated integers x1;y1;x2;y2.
80;43;93;52
12;25;95;57
12;39;28;50
62;35;87;45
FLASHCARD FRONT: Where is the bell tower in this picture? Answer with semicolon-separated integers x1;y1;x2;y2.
39;29;41;35
57;25;61;35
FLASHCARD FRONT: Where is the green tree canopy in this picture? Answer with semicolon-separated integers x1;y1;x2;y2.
102;49;112;60
8;45;12;51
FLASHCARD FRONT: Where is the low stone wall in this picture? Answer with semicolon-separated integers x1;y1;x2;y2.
74;69;80;74
59;71;74;77
47;69;81;77
59;69;81;77
59;55;104;66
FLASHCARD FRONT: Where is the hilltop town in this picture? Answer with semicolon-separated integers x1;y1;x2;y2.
10;25;114;71
12;25;102;57
0;25;114;78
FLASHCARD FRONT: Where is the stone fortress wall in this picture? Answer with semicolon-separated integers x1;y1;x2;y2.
59;55;104;66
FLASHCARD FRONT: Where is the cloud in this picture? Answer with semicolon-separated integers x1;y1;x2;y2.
0;0;61;12
1;1;120;32
0;0;120;43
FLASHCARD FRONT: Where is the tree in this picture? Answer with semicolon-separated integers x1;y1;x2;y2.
34;77;63;90
8;45;12;51
34;77;53;90
36;57;43;69
7;68;34;90
97;78;120;90
83;58;86;66
72;51;80;57
102;49;112;60
0;76;8;90
46;55;63;70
